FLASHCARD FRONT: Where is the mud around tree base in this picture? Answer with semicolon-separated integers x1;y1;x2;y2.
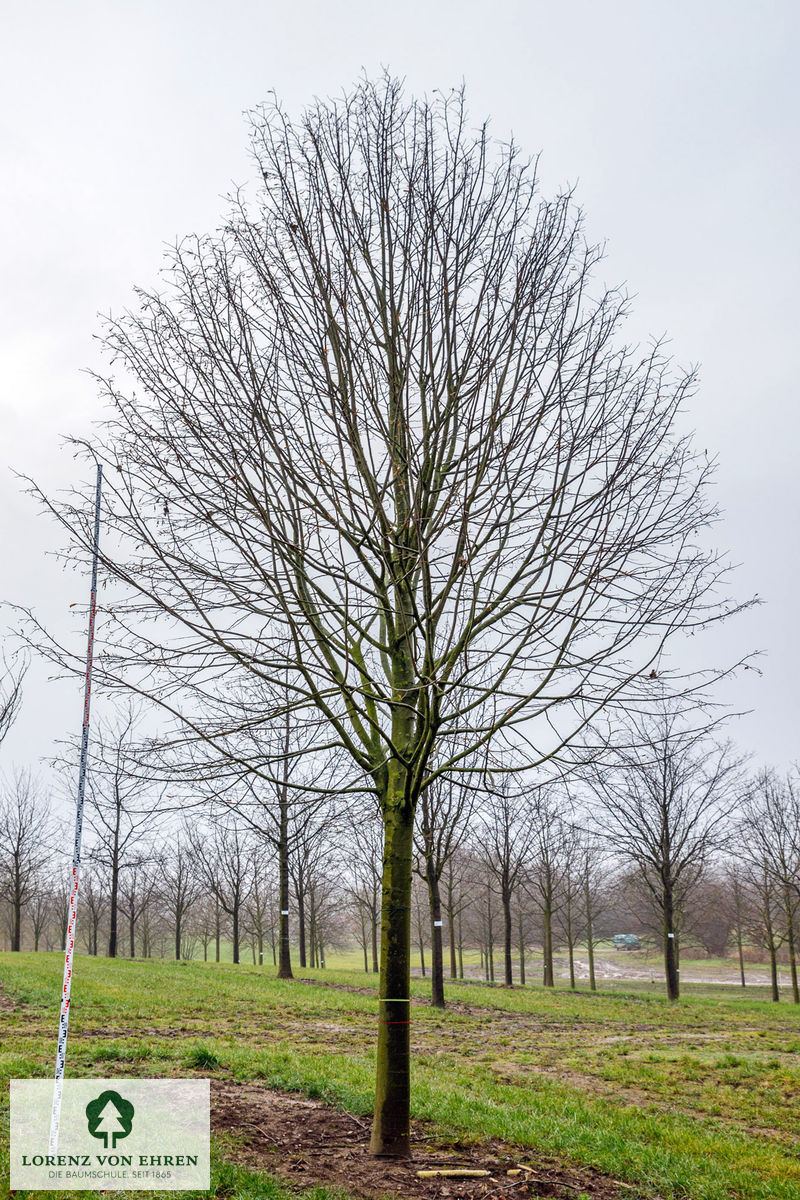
212;1083;636;1199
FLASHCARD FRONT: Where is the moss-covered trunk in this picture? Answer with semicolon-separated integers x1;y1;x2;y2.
370;793;414;1156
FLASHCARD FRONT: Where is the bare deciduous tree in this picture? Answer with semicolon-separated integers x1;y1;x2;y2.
738;770;800;1003
414;774;474;1004
159;829;201;962
61;704;163;957
28;77;744;1153
584;700;744;999
0;770;51;950
474;778;530;988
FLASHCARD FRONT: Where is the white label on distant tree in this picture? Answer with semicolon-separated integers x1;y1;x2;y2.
433;921;443;927
281;910;289;915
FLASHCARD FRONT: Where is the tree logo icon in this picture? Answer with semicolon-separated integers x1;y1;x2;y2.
85;1090;135;1148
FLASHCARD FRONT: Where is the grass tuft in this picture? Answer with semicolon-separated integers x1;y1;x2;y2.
185;1042;222;1070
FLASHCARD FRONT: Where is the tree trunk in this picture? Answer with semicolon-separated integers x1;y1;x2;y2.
769;938;780;1001
663;882;679;1001
277;802;293;979
426;858;445;1008
370;799;413;1158
446;874;457;980
129;911;135;958
108;861;119;958
371;894;379;973
108;804;121;958
232;900;240;964
543;898;554;987
361;910;369;972
12;890;21;952
486;885;495;984
297;869;307;969
737;924;745;987
784;885;799;1004
309;890;317;968
585;875;597;992
502;885;513;987
457;911;464;979
215;899;220;962
175;910;182;962
518;909;526;986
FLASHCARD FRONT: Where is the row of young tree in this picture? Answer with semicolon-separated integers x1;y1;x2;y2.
2;700;798;1005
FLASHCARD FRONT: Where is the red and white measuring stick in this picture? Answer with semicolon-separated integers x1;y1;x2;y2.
49;465;103;1153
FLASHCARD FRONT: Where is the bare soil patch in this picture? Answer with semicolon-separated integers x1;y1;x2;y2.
0;980;17;1011
212;1082;636;1200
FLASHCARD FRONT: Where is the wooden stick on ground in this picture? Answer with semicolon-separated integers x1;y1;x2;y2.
416;1169;492;1179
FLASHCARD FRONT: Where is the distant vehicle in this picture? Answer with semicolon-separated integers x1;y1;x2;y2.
613;933;642;951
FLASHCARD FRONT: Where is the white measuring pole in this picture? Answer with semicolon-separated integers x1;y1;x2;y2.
49;464;103;1153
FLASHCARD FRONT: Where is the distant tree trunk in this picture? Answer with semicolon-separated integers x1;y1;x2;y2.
308;889;317;968
277;800;293;979
783;884;799;1004
446;873;457;980
232;899;240;964
175;911;182;962
108;800;121;958
769;938;780;1001
215;898;221;963
129;911;135;958
731;877;746;987
501;879;513;987
457;910;464;979
12;884;21;952
566;888;576;989
584;873;597;992
486;882;495;983
296;866;307;969
542;895;554;987
371;894;379;973
518;909;526;986
663;881;679;1000
426;859;445;1007
361;909;369;972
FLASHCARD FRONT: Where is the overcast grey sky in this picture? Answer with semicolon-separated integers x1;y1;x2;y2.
1;0;797;778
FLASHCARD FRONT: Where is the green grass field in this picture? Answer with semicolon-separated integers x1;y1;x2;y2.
1;953;799;1200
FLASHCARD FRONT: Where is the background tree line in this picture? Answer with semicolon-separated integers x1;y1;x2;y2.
3;701;797;1006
